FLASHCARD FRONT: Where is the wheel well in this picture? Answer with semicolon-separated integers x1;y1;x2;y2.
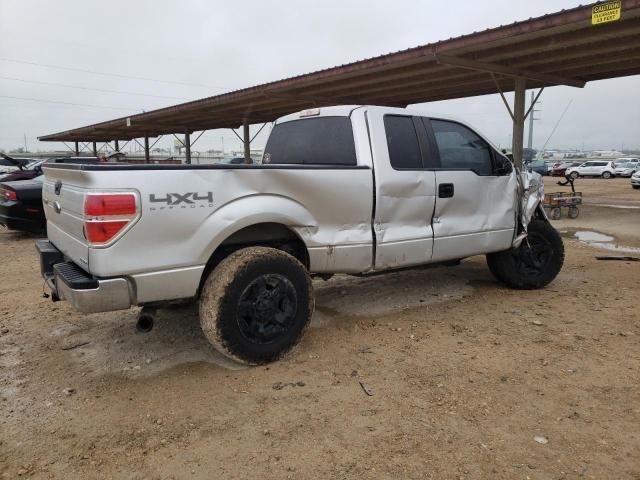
198;223;309;293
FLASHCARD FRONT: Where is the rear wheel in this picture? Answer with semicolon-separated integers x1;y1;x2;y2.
487;219;564;290
199;246;313;365
602;171;612;179
549;207;561;220
567;206;579;219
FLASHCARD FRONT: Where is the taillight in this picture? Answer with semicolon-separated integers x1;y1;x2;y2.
1;188;17;201
85;194;136;216
83;192;138;245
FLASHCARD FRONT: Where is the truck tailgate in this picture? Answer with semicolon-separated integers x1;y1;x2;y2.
42;167;89;269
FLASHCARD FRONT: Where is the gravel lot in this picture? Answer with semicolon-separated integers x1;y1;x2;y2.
1;177;639;479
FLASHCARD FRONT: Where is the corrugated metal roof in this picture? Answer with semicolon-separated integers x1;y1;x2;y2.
40;0;640;142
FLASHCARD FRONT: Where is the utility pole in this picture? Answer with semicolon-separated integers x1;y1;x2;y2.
23;133;27;152
527;90;541;151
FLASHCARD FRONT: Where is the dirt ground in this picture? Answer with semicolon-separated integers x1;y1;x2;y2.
1;178;639;480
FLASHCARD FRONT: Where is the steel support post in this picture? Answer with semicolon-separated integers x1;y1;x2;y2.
75;141;79;155
92;142;98;156
243;120;251;163
511;77;527;170
185;133;191;164
144;136;150;163
114;140;120;152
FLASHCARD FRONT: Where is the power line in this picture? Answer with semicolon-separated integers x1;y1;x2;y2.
0;95;141;111
0;57;233;91
0;75;191;100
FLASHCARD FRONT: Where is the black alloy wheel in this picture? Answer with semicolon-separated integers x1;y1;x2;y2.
236;274;298;344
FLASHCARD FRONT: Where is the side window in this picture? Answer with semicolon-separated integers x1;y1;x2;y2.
263;117;357;165
384;115;423;169
431;120;494;175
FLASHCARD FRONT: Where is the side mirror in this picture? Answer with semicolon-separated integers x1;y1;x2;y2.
495;154;513;176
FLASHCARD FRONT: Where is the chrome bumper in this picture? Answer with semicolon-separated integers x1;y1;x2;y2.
36;240;132;314
55;275;131;313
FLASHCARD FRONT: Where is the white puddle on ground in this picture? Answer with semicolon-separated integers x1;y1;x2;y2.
575;231;640;254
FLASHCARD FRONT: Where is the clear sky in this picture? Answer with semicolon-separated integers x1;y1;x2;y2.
1;0;638;153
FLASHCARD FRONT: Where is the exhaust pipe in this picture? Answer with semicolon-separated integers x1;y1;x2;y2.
136;307;155;333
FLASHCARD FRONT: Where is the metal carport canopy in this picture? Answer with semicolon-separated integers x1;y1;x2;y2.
39;0;640;156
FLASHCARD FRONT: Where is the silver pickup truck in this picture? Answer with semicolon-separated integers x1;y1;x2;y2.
37;105;563;364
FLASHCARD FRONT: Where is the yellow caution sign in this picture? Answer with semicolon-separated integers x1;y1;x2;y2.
592;1;621;25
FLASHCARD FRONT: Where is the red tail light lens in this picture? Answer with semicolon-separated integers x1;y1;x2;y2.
85;194;136;216
1;188;17;201
83;192;138;245
85;221;129;244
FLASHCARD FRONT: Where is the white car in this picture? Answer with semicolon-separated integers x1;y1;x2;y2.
613;158;640;177
566;160;616;179
631;170;640;189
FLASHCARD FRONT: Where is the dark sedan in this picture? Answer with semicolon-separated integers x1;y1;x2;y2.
551;161;583;177
526;160;548;176
0;159;45;182
0;176;46;234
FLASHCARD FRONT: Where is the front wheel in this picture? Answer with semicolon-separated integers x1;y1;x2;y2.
570;171;579;179
199;246;314;365
487;219;564;290
633;185;640;190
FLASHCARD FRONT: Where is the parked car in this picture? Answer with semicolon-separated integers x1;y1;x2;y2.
631;170;640;189
566;160;616;179
550;161;583;177
613;158;640;177
527;160;548;176
0;159;46;182
0;176;46;234
220;157;250;165
0;153;32;175
37;106;563;365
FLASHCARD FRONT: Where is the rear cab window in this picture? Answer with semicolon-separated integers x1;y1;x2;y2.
383;115;423;169
263;117;357;165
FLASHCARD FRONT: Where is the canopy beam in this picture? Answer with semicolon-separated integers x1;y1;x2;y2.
435;54;586;88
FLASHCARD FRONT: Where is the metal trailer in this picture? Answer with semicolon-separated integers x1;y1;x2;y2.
543;191;583;219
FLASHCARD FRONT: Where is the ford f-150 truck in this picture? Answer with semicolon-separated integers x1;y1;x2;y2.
37;105;563;364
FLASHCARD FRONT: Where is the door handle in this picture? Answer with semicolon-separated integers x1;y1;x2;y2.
438;183;454;198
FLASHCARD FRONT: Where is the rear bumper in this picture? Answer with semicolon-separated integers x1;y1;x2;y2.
36;240;132;313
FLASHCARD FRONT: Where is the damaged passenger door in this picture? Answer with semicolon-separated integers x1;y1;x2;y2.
423;118;517;262
368;111;437;270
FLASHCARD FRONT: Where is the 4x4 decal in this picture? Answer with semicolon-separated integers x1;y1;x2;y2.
148;192;213;210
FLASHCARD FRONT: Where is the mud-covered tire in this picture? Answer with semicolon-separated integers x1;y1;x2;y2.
486;219;564;290
199;246;314;365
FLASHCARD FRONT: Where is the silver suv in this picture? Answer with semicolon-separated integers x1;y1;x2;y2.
566;160;616;179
